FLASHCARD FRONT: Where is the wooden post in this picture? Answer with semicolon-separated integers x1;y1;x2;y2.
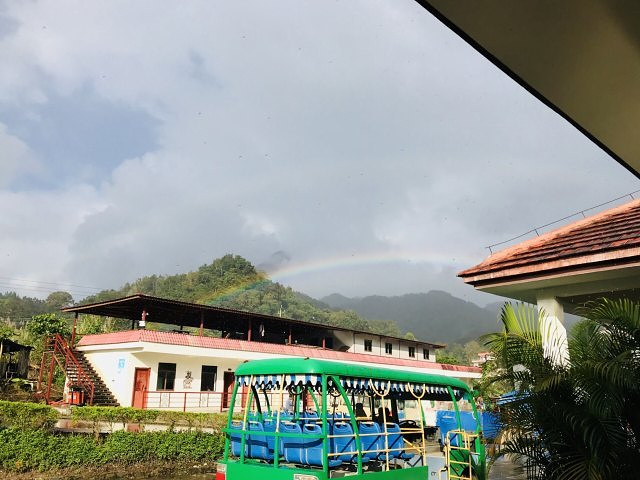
46;352;56;404
199;312;204;337
322;336;326;349
70;312;78;345
247;319;252;342
288;326;292;345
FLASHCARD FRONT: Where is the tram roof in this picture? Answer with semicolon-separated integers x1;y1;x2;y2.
235;357;470;392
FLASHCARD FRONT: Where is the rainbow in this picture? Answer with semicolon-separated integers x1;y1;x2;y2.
197;250;465;304
268;250;463;285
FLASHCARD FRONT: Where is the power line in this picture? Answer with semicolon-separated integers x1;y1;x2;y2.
486;190;640;254
0;276;104;292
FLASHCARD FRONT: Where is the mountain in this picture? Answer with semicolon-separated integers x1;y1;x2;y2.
79;254;400;336
321;291;503;344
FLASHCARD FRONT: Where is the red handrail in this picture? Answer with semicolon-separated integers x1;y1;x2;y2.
44;334;95;405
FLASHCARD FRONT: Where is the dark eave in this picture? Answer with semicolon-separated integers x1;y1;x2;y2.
416;0;640;179
62;293;445;349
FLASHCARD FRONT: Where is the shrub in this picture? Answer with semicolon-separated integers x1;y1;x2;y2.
71;406;226;433
0;400;58;430
0;428;224;472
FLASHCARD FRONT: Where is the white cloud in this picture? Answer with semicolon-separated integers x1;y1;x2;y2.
0;122;40;186
0;0;637;302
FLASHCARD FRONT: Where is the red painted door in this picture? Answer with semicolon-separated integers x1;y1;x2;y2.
222;371;235;409
132;368;150;409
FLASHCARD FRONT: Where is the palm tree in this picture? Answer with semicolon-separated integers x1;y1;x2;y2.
481;299;640;480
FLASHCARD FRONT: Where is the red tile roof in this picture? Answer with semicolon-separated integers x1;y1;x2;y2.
77;330;480;375
459;199;640;285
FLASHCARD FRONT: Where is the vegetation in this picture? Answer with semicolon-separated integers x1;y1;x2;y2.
0;255;509;357
71;406;228;434
0;429;224;472
322;291;507;344
0;402;226;473
77;254;401;336
0;400;58;430
436;339;484;366
482;300;640;480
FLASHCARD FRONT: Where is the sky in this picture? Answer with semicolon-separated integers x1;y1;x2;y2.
0;1;638;306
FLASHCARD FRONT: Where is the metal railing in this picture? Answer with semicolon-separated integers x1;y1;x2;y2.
142;390;246;412
37;334;95;405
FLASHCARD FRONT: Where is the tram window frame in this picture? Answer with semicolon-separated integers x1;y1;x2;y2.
364;339;373;352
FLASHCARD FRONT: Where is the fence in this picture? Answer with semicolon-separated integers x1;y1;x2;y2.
142;390;246;412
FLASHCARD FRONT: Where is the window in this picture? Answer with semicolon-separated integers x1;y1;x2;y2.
408;346;415;358
364;339;373;352
423;348;429;360
157;362;176;390
385;342;393;355
201;365;217;391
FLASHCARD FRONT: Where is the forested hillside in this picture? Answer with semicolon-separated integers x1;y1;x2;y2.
79;255;401;336
0;255;509;365
1;255;514;353
321;291;503;344
0;291;73;327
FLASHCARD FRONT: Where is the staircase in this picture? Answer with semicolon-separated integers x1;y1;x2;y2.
38;334;119;407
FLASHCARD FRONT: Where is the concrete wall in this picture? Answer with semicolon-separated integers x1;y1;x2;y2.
349;333;435;362
79;339;470;411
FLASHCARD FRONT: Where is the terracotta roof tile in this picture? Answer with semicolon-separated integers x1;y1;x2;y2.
459;199;640;283
77;330;480;374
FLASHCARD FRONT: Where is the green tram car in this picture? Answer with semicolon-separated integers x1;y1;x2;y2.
216;358;486;480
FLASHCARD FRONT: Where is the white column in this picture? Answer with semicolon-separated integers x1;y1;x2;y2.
537;296;569;366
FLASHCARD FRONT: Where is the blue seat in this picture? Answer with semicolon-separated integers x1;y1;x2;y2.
304;410;319;424
436;411;461;447
263;419;277;455
247;421;274;461
229;421;246;457
330;421;370;463
386;423;414;460
281;422;305;464
304;424;342;468
358;422;382;459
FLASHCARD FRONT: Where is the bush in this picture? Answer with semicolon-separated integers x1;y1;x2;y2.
71;406;227;433
0;428;224;472
0;400;58;430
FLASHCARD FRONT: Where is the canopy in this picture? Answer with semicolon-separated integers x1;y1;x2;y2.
237;373;463;399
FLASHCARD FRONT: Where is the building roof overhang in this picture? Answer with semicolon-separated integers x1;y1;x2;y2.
416;0;640;178
63;293;445;349
459;199;640;312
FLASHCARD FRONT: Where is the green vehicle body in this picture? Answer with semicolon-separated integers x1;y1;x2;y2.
218;358;486;480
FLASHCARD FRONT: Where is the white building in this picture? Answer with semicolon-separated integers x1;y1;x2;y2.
59;294;481;411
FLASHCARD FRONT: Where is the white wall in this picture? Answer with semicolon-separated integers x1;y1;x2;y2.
79;339;474;410
349;333;435;362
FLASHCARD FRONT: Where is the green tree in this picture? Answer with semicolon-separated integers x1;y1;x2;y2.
404;331;416;340
436;353;462;365
0;321;16;340
482;300;640;480
45;291;73;311
26;313;70;339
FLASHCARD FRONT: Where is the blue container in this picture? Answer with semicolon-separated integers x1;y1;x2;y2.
481;412;501;440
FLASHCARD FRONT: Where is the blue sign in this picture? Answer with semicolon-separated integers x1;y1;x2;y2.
117;358;125;369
